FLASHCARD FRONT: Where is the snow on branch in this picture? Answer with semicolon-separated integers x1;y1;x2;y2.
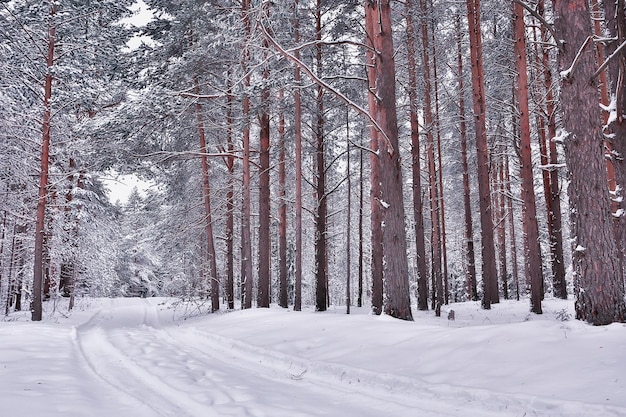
591;39;626;81
560;36;593;80
257;18;395;156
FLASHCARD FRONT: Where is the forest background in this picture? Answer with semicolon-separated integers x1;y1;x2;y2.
1;0;625;326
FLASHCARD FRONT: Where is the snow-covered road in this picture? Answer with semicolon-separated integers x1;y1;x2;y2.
2;297;626;416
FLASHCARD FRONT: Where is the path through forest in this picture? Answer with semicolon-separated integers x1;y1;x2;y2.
2;298;625;416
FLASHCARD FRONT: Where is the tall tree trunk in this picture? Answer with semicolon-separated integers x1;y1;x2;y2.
538;0;567;299
406;0;429;311
365;2;383;315
293;0;303;312
513;3;543;314
456;14;478;301
32;4;56;321
241;0;253;309
195;84;219;313
553;0;625;325
603;0;626;289
346;109;352;315
419;0;443;316
497;153;509;299
225;72;235;310
278;89;288;308
465;0;498;309
367;0;413;321
257;1;271;309
358;145;364;308
504;152;520;300
314;0;327;312
431;12;449;305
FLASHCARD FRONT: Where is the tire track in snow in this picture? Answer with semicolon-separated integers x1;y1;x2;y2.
172;325;626;417
75;304;221;417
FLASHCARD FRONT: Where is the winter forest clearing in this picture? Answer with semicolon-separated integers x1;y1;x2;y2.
2;0;626;414
2;297;626;417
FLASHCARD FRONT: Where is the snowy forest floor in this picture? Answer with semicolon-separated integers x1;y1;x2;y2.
1;297;625;417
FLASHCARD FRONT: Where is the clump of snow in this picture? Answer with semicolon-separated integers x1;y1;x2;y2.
1;297;625;416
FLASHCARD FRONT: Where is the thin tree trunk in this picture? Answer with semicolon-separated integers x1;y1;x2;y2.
241;0;253;309
257;1;271;309
358;145;364;308
367;0;413;321
456;14;478;301
553;0;625;325
430;11;449;305
365;2;383;315
419;0;443;316
278;88;288;309
32;4;56;321
504;152;520;300
465;0;499;309
513;3;543;314
538;0;567;299
225;72;235;310
346;108;352;315
314;0;327;312
406;0;429;311
293;0;303;312
195;83;219;313
497;153;509;299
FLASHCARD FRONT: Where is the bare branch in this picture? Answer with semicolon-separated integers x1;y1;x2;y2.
512;0;558;47
591;39;626;80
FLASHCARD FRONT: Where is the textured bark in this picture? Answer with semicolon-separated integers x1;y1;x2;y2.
195;85;219;313
456;14;478;301
554;0;625;325
293;0;303;312
465;0;498;308
367;0;413;321
406;0;429;310
32;4;56;321
514;3;543;314
241;0;253;309
314;0;327;312
419;0;443;316
365;3;383;315
257;1;271;309
537;0;567;300
603;0;626;290
278;89;288;309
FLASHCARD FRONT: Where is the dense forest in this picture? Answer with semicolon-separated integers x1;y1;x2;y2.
1;0;625;325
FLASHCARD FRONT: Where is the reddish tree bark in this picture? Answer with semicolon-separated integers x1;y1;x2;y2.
257;1;272;309
513;3;543;314
456;14;478;301
365;3;383;315
225;72;235;310
278;88;288;309
405;0;429;310
465;0;498;308
504;152;521;300
32;4;56;321
195;83;219;313
537;0;567;300
554;0;625;325
241;0;253;309
419;0;443;316
293;0;303;312
367;0;413;320
314;0;327;312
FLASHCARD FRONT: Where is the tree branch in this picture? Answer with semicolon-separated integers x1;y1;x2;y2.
512;0;558;48
591;39;626;80
258;20;394;155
